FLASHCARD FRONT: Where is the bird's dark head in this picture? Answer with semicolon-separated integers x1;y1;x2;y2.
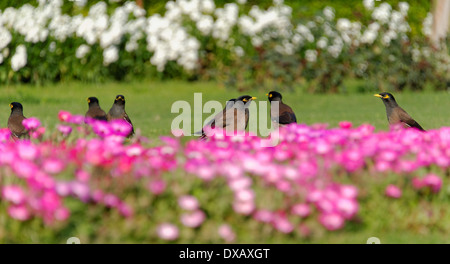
266;91;282;102
10;102;23;112
114;95;126;105
236;95;256;103
374;92;397;103
87;97;99;106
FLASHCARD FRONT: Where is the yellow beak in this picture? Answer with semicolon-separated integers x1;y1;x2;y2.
265;93;269;96
9;104;12;109
374;94;383;98
251;97;257;100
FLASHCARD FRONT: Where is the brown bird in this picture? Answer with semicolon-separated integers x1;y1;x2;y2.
374;92;425;131
266;91;297;127
85;97;107;121
197;98;236;139
200;95;256;138
107;95;134;137
8;102;27;139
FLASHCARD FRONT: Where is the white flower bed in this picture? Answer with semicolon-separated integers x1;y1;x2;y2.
0;0;444;80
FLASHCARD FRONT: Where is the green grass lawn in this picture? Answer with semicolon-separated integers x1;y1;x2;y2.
1;80;450;244
2;79;450;140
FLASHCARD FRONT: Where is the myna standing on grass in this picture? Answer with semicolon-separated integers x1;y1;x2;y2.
266;91;297;127
85;97;107;121
198;98;236;139
8;102;27;139
374;92;425;131
199;95;256;139
107;95;134;137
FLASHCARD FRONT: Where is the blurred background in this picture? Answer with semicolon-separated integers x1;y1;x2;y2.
0;0;447;93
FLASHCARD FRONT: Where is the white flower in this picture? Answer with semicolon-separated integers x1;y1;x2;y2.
196;15;214;35
305;49;317;62
103;46;119;66
237;0;247;4
0;27;12;50
337;18;351;32
363;0;374;11
201;0;215;13
317;37;328;49
76;44;91;59
323;7;335;20
0;54;3;64
422;12;433;37
398;2;409;15
372;3;392;24
11;44;27;71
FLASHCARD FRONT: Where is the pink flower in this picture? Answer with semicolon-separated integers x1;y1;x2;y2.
412;177;425;189
148;180;166;195
218;224;236;242
232;201;255;215
234;189;254;203
339;121;353;129
118;203;133;218
17;141;39;160
178;195;199;211
68;115;84;125
157;223;179;241
339;185;358;199
423;174;443;193
58;111;72;122
253;209;274;223
91;189;104;203
54;207;70;221
319;213;345;231
70;181;90;202
110;119;133;137
22;117;41;131
103;194;120;208
0;128;11;142
272;213;294;234
385;184;402;199
180;210;206;228
30;126;46;139
2;185;26;205
291;203;311;218
228;177;252;191
336;198;359;219
8;205;31;221
57;125;72;136
75;170;90;182
43;158;66;174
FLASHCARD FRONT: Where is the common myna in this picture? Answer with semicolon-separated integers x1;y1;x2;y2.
198;98;236;139
8;102;27;139
374;92;425;131
200;95;256;138
85;97;107;121
266;91;297;127
107;95;134;137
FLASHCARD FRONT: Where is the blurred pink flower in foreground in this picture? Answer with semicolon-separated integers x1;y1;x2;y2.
218;224;236;242
178;195;199;211
319;213;345;231
2;185;26;205
180;210;206;228
58;111;72;122
385;185;402;199
8;205;30;221
422;174;443;193
22;117;41;131
157;223;179;241
57;125;72;136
